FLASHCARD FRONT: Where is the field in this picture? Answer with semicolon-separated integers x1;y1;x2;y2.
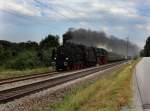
33;59;139;111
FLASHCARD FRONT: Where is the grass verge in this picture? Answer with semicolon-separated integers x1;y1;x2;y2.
0;67;53;79
33;60;139;111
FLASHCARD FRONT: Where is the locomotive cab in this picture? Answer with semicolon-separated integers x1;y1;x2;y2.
96;48;108;65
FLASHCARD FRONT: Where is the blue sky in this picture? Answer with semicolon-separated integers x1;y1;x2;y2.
0;0;150;48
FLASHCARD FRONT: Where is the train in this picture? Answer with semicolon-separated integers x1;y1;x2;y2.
52;42;126;71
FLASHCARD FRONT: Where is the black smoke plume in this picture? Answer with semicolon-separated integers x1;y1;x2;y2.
63;28;139;57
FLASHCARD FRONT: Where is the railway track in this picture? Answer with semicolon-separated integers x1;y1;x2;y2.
0;71;59;85
0;62;123;86
0;61;127;104
0;66;108;86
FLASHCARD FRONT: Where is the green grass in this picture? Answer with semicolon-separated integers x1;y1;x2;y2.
32;59;139;111
0;67;54;79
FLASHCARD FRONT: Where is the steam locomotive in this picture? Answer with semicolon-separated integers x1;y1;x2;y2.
52;43;125;71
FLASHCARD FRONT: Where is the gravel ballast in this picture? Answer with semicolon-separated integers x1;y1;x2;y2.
0;63;126;111
0;67;97;91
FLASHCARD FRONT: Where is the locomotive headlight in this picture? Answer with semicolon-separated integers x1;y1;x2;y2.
64;62;68;66
51;62;55;65
66;57;69;60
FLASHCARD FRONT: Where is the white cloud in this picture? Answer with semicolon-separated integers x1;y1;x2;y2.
0;0;149;21
0;0;150;47
89;0;139;18
0;0;145;21
0;0;41;16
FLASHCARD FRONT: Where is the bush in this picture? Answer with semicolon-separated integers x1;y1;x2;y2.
6;51;39;70
38;48;53;66
0;34;60;70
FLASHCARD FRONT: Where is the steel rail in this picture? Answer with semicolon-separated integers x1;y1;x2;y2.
0;61;124;85
0;61;127;104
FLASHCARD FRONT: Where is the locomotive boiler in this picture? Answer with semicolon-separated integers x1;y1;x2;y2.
52;43;108;71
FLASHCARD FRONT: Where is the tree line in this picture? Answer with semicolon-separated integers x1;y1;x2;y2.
0;34;59;70
140;36;150;57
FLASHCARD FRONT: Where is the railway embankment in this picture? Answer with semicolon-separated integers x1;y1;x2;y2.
32;60;138;111
0;62;126;111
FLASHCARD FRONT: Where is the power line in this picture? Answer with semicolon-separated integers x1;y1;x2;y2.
34;0;98;29
57;4;100;29
126;36;129;58
2;9;60;36
34;0;79;23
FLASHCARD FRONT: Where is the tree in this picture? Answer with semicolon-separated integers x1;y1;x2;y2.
7;50;39;70
144;36;150;56
38;34;59;66
38;48;53;66
18;41;38;51
0;34;60;69
39;34;59;49
140;49;144;57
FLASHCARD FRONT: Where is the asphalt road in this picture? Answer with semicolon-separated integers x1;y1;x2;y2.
135;57;150;111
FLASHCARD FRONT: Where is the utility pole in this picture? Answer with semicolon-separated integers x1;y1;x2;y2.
126;37;129;59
